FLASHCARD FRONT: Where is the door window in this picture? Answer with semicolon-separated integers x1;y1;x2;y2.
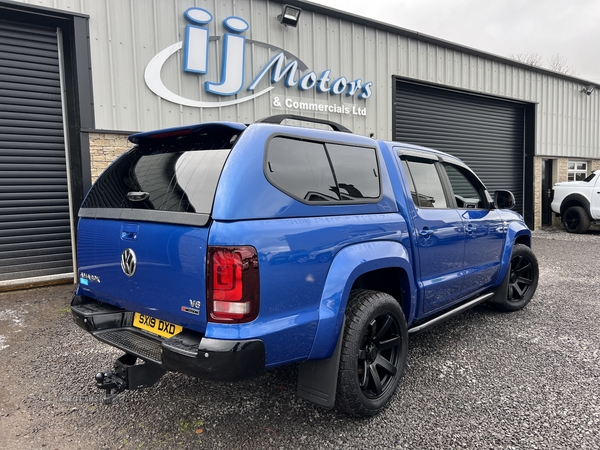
402;158;447;208
442;164;487;209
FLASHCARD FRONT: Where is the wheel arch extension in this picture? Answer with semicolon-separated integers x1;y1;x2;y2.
494;222;532;286
307;241;415;360
560;194;591;217
351;267;412;324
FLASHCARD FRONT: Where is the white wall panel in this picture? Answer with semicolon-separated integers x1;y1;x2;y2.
13;0;600;159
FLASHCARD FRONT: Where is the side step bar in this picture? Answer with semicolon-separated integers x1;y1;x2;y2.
408;292;493;335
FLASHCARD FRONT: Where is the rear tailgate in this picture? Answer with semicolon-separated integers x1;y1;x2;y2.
77;217;209;333
75;122;246;334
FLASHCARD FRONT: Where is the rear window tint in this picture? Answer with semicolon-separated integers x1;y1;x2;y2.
266;138;337;202
82;142;230;215
265;137;381;204
326;143;380;200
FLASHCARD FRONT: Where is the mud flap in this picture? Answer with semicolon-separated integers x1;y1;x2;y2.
488;261;511;305
297;319;345;409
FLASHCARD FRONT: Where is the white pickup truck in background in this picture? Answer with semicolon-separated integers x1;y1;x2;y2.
551;170;600;233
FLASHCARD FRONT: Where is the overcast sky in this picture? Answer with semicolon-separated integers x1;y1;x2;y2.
317;0;600;82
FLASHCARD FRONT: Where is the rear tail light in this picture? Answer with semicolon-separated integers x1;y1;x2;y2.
207;246;259;323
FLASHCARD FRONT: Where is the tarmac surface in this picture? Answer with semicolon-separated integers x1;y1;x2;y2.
0;227;599;449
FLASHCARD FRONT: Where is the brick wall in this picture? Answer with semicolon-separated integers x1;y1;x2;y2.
88;133;130;182
556;158;569;182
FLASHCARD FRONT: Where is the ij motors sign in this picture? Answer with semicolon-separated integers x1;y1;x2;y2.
145;7;373;113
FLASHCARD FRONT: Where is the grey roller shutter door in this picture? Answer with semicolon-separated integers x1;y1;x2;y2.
0;20;73;283
394;80;525;214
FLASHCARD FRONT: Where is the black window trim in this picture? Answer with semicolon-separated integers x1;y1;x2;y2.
263;133;383;206
78;207;211;227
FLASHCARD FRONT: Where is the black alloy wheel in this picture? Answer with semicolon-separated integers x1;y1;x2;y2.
562;206;591;234
336;290;408;417
491;244;539;311
357;313;402;399
508;252;535;302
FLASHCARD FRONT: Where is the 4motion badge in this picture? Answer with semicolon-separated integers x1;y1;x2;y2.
79;272;101;285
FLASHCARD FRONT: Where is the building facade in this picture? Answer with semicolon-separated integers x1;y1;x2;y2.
1;0;598;288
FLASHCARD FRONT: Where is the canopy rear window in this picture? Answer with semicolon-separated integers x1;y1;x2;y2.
80;126;242;225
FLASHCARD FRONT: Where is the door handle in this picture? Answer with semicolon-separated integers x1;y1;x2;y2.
419;228;434;236
465;224;476;234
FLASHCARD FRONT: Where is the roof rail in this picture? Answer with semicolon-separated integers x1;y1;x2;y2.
256;114;352;133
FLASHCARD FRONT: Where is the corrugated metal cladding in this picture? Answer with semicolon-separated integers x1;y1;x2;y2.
0;20;73;283
12;0;600;159
394;81;525;214
72;0;390;137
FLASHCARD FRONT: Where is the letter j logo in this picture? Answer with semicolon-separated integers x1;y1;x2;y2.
184;7;249;96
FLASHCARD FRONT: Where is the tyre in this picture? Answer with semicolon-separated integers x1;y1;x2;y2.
336;289;408;417
491;244;539;312
562;206;591;233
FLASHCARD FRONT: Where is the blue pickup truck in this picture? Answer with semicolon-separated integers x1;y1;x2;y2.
71;115;538;417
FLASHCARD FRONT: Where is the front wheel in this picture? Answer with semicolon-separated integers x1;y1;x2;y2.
491;244;539;311
336;289;408;417
562;205;591;234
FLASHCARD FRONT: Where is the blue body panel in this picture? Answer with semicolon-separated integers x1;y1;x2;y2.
410;208;466;312
207;214;407;367
460;208;505;297
76;218;209;333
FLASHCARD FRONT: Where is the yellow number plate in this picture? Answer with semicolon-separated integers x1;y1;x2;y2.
133;313;182;338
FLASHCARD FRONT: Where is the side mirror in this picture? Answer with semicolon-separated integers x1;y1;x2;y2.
494;190;516;210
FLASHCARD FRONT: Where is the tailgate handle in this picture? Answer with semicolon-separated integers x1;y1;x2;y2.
127;191;149;202
121;223;139;241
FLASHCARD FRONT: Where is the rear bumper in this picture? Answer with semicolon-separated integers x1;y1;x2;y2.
71;295;265;382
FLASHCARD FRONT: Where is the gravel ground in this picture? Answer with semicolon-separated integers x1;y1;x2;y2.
0;227;599;449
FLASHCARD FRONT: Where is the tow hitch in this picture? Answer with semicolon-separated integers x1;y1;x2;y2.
95;353;166;404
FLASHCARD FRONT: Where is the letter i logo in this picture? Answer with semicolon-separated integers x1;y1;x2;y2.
183;8;213;74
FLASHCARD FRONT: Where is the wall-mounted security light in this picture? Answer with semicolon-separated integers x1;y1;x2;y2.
581;85;595;95
277;5;302;27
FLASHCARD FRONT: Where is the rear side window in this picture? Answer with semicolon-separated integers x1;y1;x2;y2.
327;143;380;200
82;136;233;215
266;139;337;202
265;137;381;203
